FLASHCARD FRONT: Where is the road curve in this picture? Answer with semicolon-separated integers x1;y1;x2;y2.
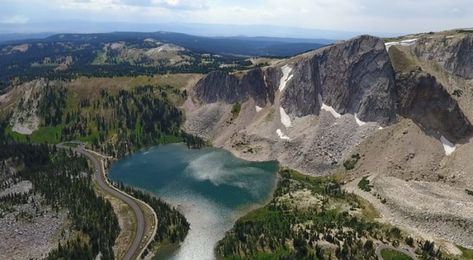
58;143;146;260
375;244;417;260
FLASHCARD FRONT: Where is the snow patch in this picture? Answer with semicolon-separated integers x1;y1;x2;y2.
276;129;290;140
440;135;456;156
279;107;292;127
321;103;341;118
385;38;418;50
255;106;263;112
354;114;367;126
278;65;293;92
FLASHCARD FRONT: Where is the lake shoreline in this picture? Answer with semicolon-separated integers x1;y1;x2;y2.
109;143;279;260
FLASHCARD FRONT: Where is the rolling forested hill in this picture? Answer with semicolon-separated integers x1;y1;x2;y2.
0;32;328;91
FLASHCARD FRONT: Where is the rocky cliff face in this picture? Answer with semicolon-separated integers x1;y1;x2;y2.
396;70;472;142
186;30;473;252
195;68;278;107
186;33;473;177
196;36;398;125
282;35;397;124
388;41;473;143
414;34;473;79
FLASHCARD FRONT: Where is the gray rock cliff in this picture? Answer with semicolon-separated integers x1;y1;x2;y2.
282;35;397;124
195;68;276;106
396;70;472;142
414;35;473;79
192;34;473;142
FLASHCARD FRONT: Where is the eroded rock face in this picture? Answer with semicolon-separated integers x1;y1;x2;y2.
196;36;398;125
282;35;397;125
280;57;321;117
195;71;240;104
396;70;472;142
414;35;473;79
195;68;276;107
191;34;473;146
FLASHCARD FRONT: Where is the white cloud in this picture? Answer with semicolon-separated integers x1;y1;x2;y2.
151;0;207;10
57;0;120;11
56;0;207;11
0;15;29;24
2;0;473;34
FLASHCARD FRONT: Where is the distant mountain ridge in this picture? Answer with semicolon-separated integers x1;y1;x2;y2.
0;31;330;90
1;31;331;57
0;20;361;40
0;32;55;43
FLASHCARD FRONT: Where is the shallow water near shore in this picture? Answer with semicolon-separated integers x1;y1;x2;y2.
109;144;278;260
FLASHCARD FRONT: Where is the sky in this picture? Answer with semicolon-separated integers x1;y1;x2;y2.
1;0;472;38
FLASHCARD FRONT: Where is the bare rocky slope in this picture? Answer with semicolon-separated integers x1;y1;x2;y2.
184;31;473;251
414;33;473;79
184;34;472;175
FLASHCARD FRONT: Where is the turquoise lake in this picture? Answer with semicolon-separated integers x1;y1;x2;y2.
108;144;278;260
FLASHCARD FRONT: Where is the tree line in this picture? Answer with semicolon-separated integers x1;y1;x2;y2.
0;143;120;259
216;169;447;260
33;83;206;157
115;182;190;258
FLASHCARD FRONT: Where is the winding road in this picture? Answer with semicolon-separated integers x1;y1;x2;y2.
375;244;417;260
58;143;147;260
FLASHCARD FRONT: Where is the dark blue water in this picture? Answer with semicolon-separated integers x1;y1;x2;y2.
109;144;278;260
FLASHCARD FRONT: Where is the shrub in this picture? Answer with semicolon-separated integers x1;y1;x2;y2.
452;89;463;97
358;176;373;192
343;153;361;170
405;237;414;247
466;189;473;196
231;102;241;119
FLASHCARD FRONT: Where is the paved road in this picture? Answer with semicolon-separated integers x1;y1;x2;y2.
58;143;146;260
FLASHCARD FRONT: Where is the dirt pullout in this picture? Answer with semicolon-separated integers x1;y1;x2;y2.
98;186;136;260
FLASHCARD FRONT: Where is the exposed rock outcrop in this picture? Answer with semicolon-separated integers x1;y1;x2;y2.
195;68;277;107
184;30;473;252
414;34;473;79
196;36;398;125
282;35;397;125
396;70;472;142
186;35;398;176
389;44;473;143
186;33;473;178
9;80;45;135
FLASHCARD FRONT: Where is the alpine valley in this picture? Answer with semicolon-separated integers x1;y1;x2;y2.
1;28;473;260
